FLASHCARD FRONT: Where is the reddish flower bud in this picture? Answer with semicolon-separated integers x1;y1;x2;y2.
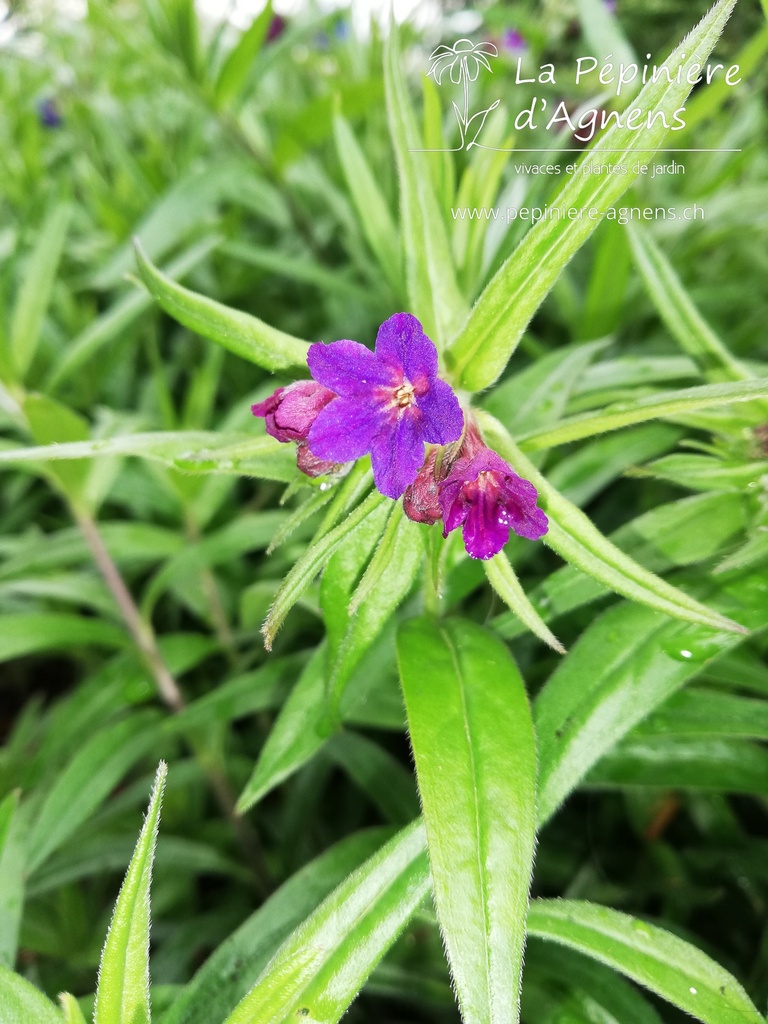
252;381;335;443
403;449;442;524
403;419;485;525
296;442;341;478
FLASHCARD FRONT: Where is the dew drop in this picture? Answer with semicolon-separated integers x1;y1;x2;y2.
690;988;697;995
319;481;331;491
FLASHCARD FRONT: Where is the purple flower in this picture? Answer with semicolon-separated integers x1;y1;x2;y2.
501;29;527;54
306;313;464;500
38;98;62;129
267;15;287;42
251;380;335;443
440;448;548;560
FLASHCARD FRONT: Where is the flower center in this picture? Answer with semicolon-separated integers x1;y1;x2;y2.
394;382;415;408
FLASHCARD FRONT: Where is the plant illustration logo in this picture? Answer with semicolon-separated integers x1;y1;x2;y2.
427;38;500;150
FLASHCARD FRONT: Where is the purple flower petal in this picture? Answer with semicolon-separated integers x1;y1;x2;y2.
374;313;437;385
307;340;395;397
416;378;464;445
462;499;510;560
438;443;548;558
369;410;425;499
307;397;381;463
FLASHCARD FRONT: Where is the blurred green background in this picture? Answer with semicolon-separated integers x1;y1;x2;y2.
1;0;767;1019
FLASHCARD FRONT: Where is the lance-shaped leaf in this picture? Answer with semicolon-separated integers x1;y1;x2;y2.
134;241;309;371
262;489;386;650
59;993;88;1024
527;900;763;1024
446;0;738;390
476;411;747;636
214;0;273;109
384;25;467;347
397;617;537;1024
333;113;402;295
0;431;295;482
94;762;167;1024
161;828;392;1024
221;820;430;1024
0;965;62;1024
0;794;24;969
626;223;751;382
10;201;71;381
26;712;161;874
518;378;768;451
484;553;565;654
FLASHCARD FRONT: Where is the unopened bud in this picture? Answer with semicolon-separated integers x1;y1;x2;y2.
252;381;335;443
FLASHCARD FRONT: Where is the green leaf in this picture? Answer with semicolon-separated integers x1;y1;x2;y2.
481;340;607;437
26;712;161;874
214;0;272;108
477;412;748;636
59;993;87;1024
10;202;71;380
236;647;330;813
518;378;768;451
636;688;768;740
329;511;423;709
140;511;287;618
23;393;91;503
333;114;402;295
0;613;126;664
134;241;309;371
524;940;663;1024
48;236;218;388
383;25;467;347
494;491;747;639
575;0;636;81
0;964;62;1024
588;737;768;793
0;794;24;969
446;0;738;390
0;431;295;482
626;223;751;382
94;761;167;1024
527;899;763;1024
484;553;566;654
326;732;420;825
221;820;429;1024
262;489;386;651
397;617;537;1024
633;453;767;493
160;828;391;1024
534;565;768;825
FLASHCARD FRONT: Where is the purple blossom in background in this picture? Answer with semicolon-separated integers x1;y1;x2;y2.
251;380;335;443
501;28;527;54
604;0;617;12
38;98;62;129
440;448;548;560
267;15;287;42
306;313;464;499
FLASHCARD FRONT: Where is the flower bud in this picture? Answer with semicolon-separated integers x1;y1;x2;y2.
252;381;335;443
403;449;442;524
296;442;341;478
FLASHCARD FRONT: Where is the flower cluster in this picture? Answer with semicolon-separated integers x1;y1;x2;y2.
252;313;548;559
